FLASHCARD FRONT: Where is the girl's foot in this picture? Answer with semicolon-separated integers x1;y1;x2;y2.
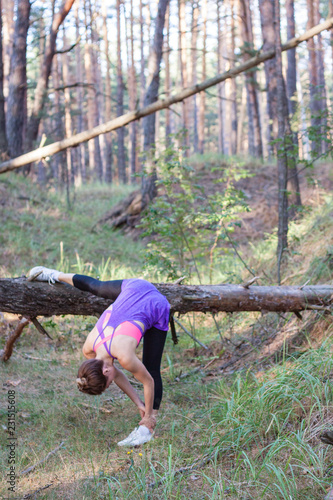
29;266;61;284
117;425;153;446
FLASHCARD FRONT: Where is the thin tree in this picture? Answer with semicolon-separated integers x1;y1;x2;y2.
101;0;113;184
238;0;263;158
128;0;138;182
217;0;225;154
25;0;75;154
258;0;277;158
0;0;8;154
178;0;190;153
142;0;170;204
198;0;207;154
74;0;86;184
164;2;171;145
229;0;238;155
190;0;199;153
275;0;288;283
6;0;30;158
116;0;126;183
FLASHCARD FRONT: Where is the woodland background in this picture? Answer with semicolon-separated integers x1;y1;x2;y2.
1;0;333;498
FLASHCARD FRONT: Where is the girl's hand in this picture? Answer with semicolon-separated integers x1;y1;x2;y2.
139;414;156;433
137;402;145;419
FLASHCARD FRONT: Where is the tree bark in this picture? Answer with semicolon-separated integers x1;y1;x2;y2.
0;0;8;155
1;16;333;174
229;0;238;156
6;0;30;158
128;0;138;183
306;0;321;154
0;278;332;317
164;2;171;145
217;0;225;155
274;0;288;283
141;0;169;204
285;0;297;118
74;0;86;185
258;0;277;158
116;0;126;183
238;0;263;158
190;0;199;154
178;0;190;153
101;0;113;184
25;0;75;155
198;0;207;154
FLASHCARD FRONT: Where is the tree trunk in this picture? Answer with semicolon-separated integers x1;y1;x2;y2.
314;0;328;154
1;16;333;174
238;0;263;158
285;0;297;117
6;0;30;159
1;0;14;100
1;278;332;317
229;0;238;155
25;0;75;155
0;0;8;155
258;0;277;158
198;0;207;154
116;0;126;184
128;0;138;183
190;0;199;154
141;0;170;204
178;0;190;153
102;0;113;184
217;0;225;155
165;3;171;145
274;0;288;283
74;0;86;185
306;0;321;154
88;0;104;182
62;26;74;189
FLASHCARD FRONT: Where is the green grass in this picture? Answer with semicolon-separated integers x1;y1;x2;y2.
1;168;333;498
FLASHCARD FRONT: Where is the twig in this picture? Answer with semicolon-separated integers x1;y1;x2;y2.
173;276;187;285
203;357;219;370
175;366;202;380
16;351;52;362
20;442;65;475
27;270;42;282
173;318;208;349
241;276;261;288
149;452;213;488
299;279;310;290
31;317;53;339
23;483;53;499
78;402;113;414
2;318;30;362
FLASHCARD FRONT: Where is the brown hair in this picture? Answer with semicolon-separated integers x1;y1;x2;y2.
76;359;107;395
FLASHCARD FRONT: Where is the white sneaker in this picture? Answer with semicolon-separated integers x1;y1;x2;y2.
117;425;153;447
29;266;61;284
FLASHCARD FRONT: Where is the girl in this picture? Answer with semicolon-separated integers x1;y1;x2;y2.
29;266;170;446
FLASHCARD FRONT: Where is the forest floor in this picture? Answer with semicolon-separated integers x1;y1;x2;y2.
0;158;333;499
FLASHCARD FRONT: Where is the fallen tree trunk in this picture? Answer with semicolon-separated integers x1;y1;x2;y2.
0;17;333;174
0;278;332;316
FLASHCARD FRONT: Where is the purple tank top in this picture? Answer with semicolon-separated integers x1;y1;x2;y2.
106;279;170;333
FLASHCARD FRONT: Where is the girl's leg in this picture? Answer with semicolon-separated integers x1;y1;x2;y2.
71;274;123;300
142;327;168;411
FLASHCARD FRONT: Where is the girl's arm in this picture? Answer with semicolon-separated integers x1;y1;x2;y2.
117;353;156;431
112;366;145;414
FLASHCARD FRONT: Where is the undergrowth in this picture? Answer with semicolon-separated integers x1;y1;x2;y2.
1;161;333;499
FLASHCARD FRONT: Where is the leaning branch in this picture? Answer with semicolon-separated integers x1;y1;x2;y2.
1;17;333;174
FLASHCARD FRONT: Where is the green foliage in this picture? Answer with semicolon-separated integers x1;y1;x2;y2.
140;143;251;282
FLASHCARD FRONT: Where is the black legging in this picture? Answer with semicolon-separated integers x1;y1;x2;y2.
73;274;167;410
